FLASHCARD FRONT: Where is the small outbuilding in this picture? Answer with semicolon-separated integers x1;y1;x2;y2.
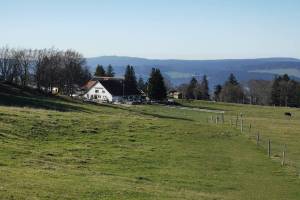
169;90;183;99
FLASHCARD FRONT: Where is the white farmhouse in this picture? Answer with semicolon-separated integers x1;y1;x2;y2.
82;77;142;103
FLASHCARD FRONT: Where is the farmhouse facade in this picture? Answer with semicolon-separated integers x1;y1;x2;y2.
82;77;142;103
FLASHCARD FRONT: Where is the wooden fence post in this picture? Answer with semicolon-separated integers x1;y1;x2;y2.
256;132;260;146
268;139;271;158
235;114;238;128
211;116;213;123
221;113;224;124
281;144;286;166
240;119;244;133
249;123;252;133
216;116;219;124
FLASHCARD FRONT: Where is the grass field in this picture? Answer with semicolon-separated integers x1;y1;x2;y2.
0;86;300;199
177;100;300;172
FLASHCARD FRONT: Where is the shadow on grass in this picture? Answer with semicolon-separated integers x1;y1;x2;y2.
0;82;91;112
99;103;193;121
0;93;89;112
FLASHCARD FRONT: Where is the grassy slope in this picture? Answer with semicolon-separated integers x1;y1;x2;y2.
0;88;299;199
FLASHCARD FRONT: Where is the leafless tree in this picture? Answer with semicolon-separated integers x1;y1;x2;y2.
0;46;13;81
1;47;90;94
248;80;272;105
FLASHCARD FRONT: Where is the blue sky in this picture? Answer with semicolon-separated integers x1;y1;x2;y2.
0;0;299;59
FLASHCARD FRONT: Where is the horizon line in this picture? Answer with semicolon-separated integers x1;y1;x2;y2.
87;55;300;61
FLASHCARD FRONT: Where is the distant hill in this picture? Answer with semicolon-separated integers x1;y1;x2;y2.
87;56;300;87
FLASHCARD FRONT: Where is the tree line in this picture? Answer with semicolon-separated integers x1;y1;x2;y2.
0;46;91;95
177;73;300;107
94;64;115;77
177;75;210;100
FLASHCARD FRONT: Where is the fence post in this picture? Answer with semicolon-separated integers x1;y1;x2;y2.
268;139;271;158
221;113;224;124
211;115;213;123
249;123;252;133
216;116;219;124
256;132;260;146
235;114;238;128
281;144;286;166
240;119;244;133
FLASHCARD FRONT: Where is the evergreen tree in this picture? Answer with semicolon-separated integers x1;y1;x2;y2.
294;84;300;107
287;80;298;107
124;65;138;95
194;83;202;100
226;73;239;86
186;77;198;99
220;73;244;103
94;64;106;76
147;68;167;100
214;85;222;101
271;76;281;106
282;74;290;82
271;74;297;107
106;64;115;77
137;77;146;91
201;75;210;100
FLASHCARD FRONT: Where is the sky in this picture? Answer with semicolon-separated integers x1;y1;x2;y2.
0;0;300;59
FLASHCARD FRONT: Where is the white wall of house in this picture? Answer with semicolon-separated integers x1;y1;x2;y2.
84;82;114;102
83;81;142;103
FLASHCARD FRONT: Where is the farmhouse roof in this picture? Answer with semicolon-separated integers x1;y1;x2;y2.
100;79;141;96
82;80;97;90
91;76;123;81
84;76;141;96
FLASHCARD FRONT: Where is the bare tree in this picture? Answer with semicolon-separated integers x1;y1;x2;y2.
18;49;34;86
248;80;272;105
0;46;12;81
1;47;90;95
63;50;87;96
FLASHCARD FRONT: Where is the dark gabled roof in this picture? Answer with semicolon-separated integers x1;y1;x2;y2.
91;76;123;82
100;79;124;96
83;77;141;96
100;79;141;96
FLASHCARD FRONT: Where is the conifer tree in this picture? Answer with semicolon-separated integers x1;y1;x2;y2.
220;73;244;103
226;73;239;86
94;64;106;76
214;85;222;101
137;77;146;91
201;75;210;100
271;74;296;107
124;65;138;95
147;68;167;100
271;76;281;106
186;77;198;99
106;64;115;77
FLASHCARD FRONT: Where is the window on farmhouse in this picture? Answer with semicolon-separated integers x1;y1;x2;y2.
102;90;105;93
95;90;99;93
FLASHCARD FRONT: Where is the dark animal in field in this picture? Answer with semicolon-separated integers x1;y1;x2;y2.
284;112;292;118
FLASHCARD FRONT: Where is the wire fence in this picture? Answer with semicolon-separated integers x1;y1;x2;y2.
207;113;300;176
